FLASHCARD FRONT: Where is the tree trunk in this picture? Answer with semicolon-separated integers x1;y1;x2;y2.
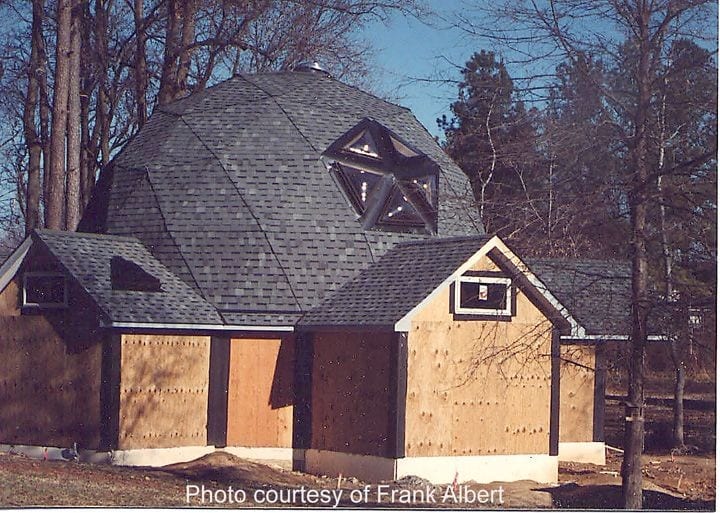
46;0;73;229
176;0;197;97
79;0;92;208
621;3;653;510
158;0;181;105
95;0;110;168
670;338;686;448
65;0;82;231
23;0;45;235
134;0;148;128
37;23;50;209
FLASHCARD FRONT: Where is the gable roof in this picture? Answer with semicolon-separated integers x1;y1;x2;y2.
30;230;222;326
527;259;631;337
299;238;634;338
81;71;483;325
298;236;492;328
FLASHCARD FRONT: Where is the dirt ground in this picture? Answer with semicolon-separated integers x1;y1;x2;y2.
0;381;715;509
0;445;713;509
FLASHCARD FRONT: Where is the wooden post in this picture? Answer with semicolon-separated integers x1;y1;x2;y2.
207;335;230;447
389;332;408;458
292;332;313;470
593;342;607;442
100;333;121;451
549;328;560;456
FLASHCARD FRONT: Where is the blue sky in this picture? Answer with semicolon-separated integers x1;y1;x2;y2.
363;3;476;139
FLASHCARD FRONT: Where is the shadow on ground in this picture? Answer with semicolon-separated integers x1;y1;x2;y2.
536;483;715;510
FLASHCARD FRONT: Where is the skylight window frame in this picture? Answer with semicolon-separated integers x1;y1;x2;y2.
323;118;440;235
22;271;68;309
453;275;514;317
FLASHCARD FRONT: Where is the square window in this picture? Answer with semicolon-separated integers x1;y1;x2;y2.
23;272;67;308
454;275;513;316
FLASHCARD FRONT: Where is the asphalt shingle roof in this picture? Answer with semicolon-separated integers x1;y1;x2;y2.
33;229;222;325
300;245;632;335
298;236;491;328
527;258;631;336
82;71;483;324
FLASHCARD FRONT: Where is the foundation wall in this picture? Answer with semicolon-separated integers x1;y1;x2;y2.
310;331;395;457
118;333;210;449
405;254;554;457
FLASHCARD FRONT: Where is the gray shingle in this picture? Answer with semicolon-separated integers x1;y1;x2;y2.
82;71;484;324
33;230;222;325
299;236;491;327
527;259;631;336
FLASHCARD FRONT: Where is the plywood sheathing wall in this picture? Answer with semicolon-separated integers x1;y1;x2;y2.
118;334;210;449
559;345;596;442
405;254;553;458
0;277;104;449
226;336;294;448
311;332;394;457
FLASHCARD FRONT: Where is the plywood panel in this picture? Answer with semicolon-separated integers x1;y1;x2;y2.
118;334;210;449
310;332;394;457
406;254;553;457
0;315;104;449
226;336;294;448
559;345;596;442
0;277;20;315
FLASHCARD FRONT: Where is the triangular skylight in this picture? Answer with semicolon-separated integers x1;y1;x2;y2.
335;164;383;213
323;118;440;234
347;130;380;158
378;186;425;227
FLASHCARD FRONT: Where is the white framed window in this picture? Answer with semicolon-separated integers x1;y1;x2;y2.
454;275;513;316
22;272;68;308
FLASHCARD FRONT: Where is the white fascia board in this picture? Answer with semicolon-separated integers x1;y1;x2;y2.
491;238;586;338
561;334;668;342
0;237;32;294
394;236;499;332
103;321;294;332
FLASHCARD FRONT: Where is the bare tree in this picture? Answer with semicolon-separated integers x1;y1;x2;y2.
46;0;73;229
22;0;45;235
65;0;82;230
450;0;715;507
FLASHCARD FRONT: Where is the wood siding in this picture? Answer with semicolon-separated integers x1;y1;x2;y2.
0;274;104;449
226;336;294;448
118;334;210;449
310;331;395;457
559;344;596;442
405;254;554;457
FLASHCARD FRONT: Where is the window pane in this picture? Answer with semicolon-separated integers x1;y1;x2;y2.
25;275;65;305
346;130;380;158
379;186;425;226
390;136;418;157
403;175;437;211
336;164;383;213
459;281;507;310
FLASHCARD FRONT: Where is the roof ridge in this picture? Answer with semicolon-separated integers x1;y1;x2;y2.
529;257;630;264
394;235;489;248
35;229;140;243
236;71;410;114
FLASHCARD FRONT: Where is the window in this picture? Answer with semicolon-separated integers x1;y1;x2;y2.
23;272;67;308
454;274;513;317
323;119;439;234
